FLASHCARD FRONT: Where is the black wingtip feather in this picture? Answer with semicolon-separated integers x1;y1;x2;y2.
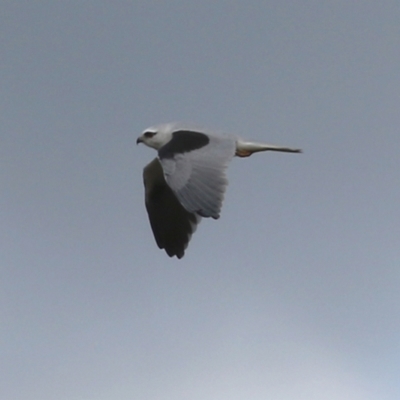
143;158;201;259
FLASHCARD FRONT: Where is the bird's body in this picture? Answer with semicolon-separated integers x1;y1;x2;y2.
137;123;301;259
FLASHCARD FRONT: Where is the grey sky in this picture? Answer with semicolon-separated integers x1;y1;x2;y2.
1;1;399;399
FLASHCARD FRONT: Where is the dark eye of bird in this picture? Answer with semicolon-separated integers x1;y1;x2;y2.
144;131;156;138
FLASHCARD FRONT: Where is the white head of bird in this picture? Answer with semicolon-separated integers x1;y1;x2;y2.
136;123;176;150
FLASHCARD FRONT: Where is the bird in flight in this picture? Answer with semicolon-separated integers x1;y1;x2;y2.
137;122;301;259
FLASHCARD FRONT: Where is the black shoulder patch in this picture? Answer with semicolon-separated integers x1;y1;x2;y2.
158;130;210;159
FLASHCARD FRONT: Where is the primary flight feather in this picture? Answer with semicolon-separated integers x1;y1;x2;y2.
137;122;301;259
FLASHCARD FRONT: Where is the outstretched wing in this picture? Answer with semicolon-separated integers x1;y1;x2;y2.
143;158;201;259
158;131;236;219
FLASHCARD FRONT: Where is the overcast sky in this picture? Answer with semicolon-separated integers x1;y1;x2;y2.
2;1;400;399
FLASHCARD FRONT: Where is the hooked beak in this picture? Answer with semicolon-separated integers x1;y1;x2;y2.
136;136;143;145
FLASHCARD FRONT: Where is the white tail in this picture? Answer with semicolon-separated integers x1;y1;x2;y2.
235;140;302;157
